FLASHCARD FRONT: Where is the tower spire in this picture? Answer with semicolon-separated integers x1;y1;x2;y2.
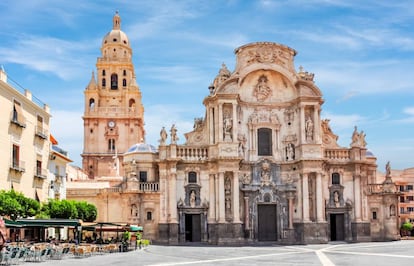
113;10;121;30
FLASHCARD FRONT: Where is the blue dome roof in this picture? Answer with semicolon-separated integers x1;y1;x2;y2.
366;150;375;157
127;143;158;153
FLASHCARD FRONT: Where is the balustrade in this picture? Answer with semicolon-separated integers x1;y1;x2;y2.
324;149;350;160
176;146;208;161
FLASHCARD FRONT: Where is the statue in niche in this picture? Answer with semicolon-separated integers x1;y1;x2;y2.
190;190;196;207
305;116;314;142
223;112;233;141
159;127;167;145
237;133;247;156
253;75;272;102
286;143;295;161
334;191;340;207
170;124;179;144
225;176;232;210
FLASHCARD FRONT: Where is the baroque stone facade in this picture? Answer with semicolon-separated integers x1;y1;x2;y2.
68;13;401;244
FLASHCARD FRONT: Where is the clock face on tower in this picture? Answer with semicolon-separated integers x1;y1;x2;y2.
108;121;116;128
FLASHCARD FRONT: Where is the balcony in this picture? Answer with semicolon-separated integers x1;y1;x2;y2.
34;168;48;179
35;126;48;139
10;117;26;128
176;146;209;161
324;148;350;160
52;145;68;156
10;160;26;172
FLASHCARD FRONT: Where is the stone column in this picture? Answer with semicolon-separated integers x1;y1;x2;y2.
209;107;215;144
287;193;294;229
169;173;177;223
316;172;324;222
218;104;223;142
232;173;241;223
302;173;310;222
215;174;219;222
313;106;320;143
300;105;306;143
218;172;226;223
354;175;362;222
208;174;216;223
244;197;249;229
232;103;237;142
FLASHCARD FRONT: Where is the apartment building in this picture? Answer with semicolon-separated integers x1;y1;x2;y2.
0;66;51;202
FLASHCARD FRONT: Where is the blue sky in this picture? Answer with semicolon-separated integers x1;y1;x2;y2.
0;0;413;171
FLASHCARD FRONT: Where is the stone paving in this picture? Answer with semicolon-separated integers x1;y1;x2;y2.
20;240;414;266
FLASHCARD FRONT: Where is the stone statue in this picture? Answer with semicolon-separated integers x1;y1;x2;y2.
305;116;314;141
385;161;391;178
159;127;167;145
237;133;247;156
223;112;233;141
190;190;196;207
286;143;295;161
334;191;340;207
170;124;178;144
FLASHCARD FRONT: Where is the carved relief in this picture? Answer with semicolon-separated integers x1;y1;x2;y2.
260;161;271;186
253;75;272;102
285;143;295;161
239;173;251;185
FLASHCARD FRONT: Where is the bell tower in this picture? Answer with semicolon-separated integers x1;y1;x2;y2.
81;11;145;179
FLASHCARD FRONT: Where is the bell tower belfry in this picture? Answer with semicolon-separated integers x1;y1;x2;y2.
81;11;145;179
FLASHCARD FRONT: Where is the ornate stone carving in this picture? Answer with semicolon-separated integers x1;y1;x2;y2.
159;126;167;145
284;108;295;125
260;161;271;186
298;66;315;82
350;126;367;148
253;75;272;102
170;124;178;144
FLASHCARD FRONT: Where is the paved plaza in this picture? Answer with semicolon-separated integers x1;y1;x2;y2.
21;240;414;266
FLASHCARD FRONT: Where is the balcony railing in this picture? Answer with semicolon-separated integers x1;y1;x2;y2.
34;168;48;179
52;145;68;156
10;160;26;172
106;182;160;193
324;149;350;160
176;146;208;161
35;126;48;139
10;117;26;128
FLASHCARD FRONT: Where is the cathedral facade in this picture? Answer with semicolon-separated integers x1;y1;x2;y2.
67;13;400;244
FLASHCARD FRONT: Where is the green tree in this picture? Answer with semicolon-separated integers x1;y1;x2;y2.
47;199;78;219
75;201;97;222
401;221;413;236
0;189;40;220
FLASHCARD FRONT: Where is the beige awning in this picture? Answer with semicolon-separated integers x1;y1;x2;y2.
11;182;20;192
13;102;26;126
36;188;45;203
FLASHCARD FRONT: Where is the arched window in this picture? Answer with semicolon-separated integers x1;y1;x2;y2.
123;70;127;76
108;139;115;152
89;98;95;110
258;128;272;156
188;171;197;183
102;70;106;76
123;78;127;87
111;74;118;90
332;173;340;185
102;78;106;87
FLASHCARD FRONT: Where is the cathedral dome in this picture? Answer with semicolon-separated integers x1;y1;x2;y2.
102;11;130;48
127;143;158;153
